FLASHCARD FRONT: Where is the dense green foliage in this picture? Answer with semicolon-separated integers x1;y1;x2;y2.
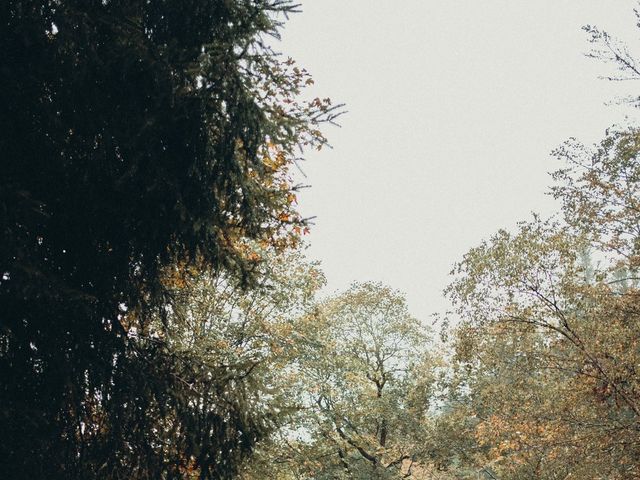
0;1;335;478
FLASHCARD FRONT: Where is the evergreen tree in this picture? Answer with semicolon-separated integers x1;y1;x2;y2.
0;1;337;478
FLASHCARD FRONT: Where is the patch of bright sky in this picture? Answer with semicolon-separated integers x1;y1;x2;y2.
278;1;640;323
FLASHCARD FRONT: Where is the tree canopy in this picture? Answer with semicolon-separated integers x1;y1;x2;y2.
6;3;640;480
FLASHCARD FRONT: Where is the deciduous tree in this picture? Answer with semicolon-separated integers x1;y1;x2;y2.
443;129;640;479
244;282;435;480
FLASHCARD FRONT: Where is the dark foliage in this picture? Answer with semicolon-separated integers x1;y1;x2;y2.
0;1;332;478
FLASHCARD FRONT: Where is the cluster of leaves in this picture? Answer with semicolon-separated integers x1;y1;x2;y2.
0;1;339;478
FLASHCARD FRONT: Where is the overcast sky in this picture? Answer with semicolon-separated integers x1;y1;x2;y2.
278;1;640;322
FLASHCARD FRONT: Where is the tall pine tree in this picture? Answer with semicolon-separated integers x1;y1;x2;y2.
0;1;337;478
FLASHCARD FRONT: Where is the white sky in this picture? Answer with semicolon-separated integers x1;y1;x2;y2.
278;1;640;322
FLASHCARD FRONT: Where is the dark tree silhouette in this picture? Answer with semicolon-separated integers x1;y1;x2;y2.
0;1;337;478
